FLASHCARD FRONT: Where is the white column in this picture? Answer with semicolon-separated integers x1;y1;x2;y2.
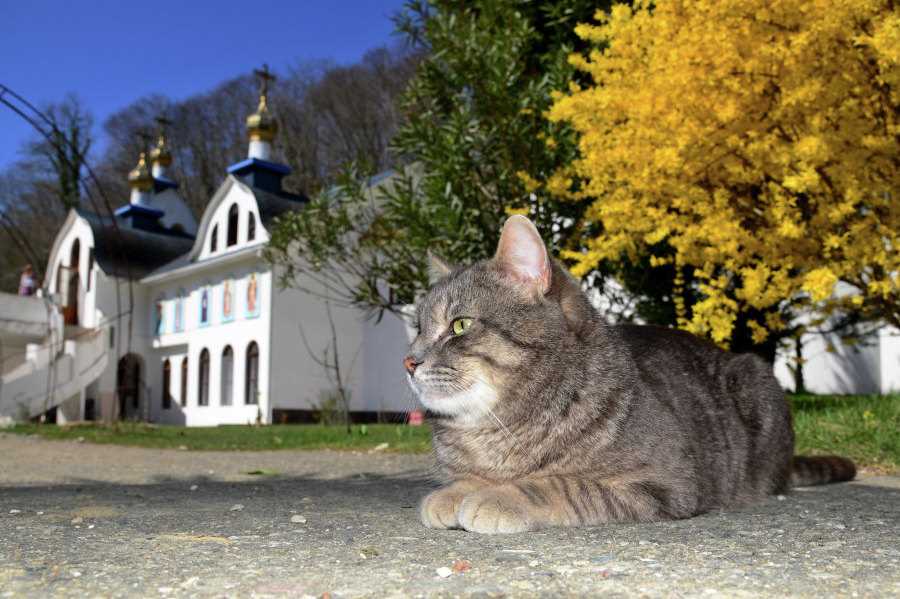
248;140;272;161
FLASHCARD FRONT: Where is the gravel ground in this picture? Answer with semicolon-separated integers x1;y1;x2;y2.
1;433;898;598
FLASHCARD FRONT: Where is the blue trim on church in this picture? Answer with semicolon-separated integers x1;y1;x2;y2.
227;158;291;176
114;204;165;217
153;176;179;192
227;158;291;194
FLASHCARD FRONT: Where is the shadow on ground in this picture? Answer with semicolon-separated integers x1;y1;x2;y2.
2;469;900;597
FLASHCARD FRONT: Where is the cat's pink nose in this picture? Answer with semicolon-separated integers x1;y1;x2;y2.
403;355;420;375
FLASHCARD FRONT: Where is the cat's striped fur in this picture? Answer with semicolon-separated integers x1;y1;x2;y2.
406;216;855;534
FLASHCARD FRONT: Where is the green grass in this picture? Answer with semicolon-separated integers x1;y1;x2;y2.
8;422;433;453
790;394;900;473
8;394;898;473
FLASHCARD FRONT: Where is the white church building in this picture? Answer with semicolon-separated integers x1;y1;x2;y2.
0;73;412;426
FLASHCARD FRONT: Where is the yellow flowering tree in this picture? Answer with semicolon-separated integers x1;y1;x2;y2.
550;0;900;351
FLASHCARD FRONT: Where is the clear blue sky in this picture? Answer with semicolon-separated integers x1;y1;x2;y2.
0;0;406;169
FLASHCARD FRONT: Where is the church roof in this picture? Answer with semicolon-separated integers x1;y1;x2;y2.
75;208;195;279
139;179;307;282
252;185;308;227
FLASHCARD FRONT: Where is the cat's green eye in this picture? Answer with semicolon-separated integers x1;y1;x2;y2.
451;318;473;336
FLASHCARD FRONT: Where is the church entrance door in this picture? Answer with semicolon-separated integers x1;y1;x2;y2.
116;354;142;420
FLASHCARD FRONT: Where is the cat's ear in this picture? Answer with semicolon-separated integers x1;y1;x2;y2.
494;215;551;295
427;250;453;284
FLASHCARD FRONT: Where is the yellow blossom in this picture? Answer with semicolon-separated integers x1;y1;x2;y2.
803;268;838;302
516;171;542;194
550;0;900;345
504;206;530;217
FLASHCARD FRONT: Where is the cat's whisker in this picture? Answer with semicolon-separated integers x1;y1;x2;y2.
486;407;516;445
464;371;540;468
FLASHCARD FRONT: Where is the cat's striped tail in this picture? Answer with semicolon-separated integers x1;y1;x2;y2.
791;456;856;487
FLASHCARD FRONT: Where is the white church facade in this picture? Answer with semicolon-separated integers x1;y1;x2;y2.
0;73;412;426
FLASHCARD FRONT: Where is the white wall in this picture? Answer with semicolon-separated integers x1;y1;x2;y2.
145;254;270;426
878;327;900;394
268;270;414;417
268;274;363;415
775;329;882;395
154;188;198;235
47;216;100;329
93;273;153;421
198;184;265;261
358;308;417;414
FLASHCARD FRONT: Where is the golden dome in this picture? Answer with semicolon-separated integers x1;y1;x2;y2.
246;64;278;143
246;94;278;142
149;133;172;167
128;152;153;191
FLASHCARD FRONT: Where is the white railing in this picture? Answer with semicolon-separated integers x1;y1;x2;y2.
0;329;108;421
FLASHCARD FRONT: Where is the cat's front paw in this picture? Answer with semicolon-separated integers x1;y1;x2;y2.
420;486;469;529
457;488;532;534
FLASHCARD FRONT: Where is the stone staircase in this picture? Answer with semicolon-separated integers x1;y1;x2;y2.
0;329;108;422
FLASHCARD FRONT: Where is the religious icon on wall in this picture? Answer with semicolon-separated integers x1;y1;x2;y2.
199;287;210;327
154;299;165;335
222;279;234;322
174;291;184;332
246;273;260;318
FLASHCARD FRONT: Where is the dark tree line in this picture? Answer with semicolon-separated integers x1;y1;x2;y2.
0;94;91;291
97;45;418;217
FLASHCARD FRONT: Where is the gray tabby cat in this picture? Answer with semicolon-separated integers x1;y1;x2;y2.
404;215;855;534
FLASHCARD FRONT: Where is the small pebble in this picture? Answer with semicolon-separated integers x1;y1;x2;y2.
368;442;390;453
72;571;82;578
190;485;198;491
290;515;307;523
36;511;44;515
436;566;453;578
179;576;199;589
178;445;188;451
8;509;20;514
71;517;83;524
88;524;95;529
230;504;244;512
452;559;472;573
777;495;786;501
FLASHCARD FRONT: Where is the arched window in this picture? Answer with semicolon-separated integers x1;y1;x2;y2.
221;346;234;406
210;225;218;253
162;359;172;410
198;349;210;406
245;341;259;405
64;240;80;325
247;212;256;242
87;248;94;291
70;239;80;272
116;354;141;418
180;357;188;406
227;204;239;247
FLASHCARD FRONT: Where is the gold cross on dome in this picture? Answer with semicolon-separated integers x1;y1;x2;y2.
137;130;153;152
154;115;172;133
253;64;276;98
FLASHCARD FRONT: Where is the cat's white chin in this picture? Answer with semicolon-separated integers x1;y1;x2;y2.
409;377;498;423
